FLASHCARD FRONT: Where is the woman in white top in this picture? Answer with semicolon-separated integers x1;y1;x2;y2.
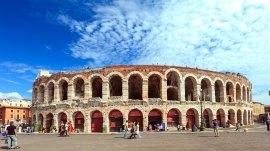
136;122;141;138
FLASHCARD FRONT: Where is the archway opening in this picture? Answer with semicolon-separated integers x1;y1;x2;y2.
74;112;84;132
91;111;103;132
109;110;123;132
128;109;143;131
167;109;180;127
148;109;162;130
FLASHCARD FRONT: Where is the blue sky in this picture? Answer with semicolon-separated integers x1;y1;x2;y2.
0;0;270;105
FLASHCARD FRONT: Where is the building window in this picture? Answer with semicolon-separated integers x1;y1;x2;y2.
11;110;13;112
11;114;13;118
23;115;25;119
23;110;25;113
17;110;19;113
17;115;19;119
0;115;2;118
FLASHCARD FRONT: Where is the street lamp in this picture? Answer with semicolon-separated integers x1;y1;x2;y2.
200;89;205;131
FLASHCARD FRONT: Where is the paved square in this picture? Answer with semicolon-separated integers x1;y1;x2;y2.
1;127;270;151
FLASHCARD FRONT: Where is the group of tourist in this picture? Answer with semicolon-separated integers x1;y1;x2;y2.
59;121;74;137
123;120;141;139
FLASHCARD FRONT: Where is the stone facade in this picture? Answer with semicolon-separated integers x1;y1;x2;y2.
31;65;253;133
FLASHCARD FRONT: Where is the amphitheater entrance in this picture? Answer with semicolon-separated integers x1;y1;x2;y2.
109;110;123;132
167;109;180;127
216;109;225;128
74;112;84;132
203;109;210;128
58;112;67;124
148;109;162;130
243;110;247;125
186;109;196;129
128;109;143;131
91;110;103;132
45;113;53;133
228;109;236;125
38;114;44;128
237;109;242;124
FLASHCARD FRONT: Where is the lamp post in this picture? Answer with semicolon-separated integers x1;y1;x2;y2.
200;89;205;131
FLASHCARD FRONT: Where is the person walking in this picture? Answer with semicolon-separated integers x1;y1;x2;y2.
6;121;20;149
235;121;241;132
136;122;141;138
266;118;270;131
213;119;219;137
123;120;129;138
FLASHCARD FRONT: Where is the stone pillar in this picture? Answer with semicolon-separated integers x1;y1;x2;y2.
68;83;74;101
224;113;228;128
84;82;91;101
233;87;236;102
162;78;167;101
84;113;90;133
122;79;128;101
102;79;109;101
162;110;167;130
211;85;215;102
223;86;227;102
143;113;148;131
103;112;109;133
142;77;148;101
181;113;187;128
54;85;60;102
44;88;48;103
196;84;201;102
180;81;185;102
53;114;58;130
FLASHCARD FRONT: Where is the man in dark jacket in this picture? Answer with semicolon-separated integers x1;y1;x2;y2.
6;121;20;149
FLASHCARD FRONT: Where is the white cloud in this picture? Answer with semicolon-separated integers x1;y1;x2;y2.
27;89;32;93
0;92;23;100
58;0;270;104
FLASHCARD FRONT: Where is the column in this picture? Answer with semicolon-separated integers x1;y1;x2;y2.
102;79;109;101
68;83;74;101
222;86;226;102
196;84;201;102
84;113;90;133
84;82;91;101
142;77;148;101
211;85;215;102
143;112;148;131
181;113;187;128
180;81;185;102
161;78;167;101
54;85;60;102
122;79;128;101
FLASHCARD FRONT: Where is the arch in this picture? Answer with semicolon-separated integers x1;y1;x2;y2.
203;108;213;128
236;83;241;101
228;109;236;125
237;109;242;125
166;71;180;101
47;82;54;103
185;76;197;101
148;74;162;98
165;68;183;80
248;110;251;125
73;111;85;132
109;109;123;132
59;79;68;101
242;86;246;102
167;108;181;127
243;110;247;125
109;75;123;97
91;76;103;98
38;113;44;127
247;87;250;102
186;108;199;129
226;81;234;102
148;109;162;130
91;110;103;132
214;80;224;102
201;78;212;101
33;88;38;103
73;77;85;99
38;85;45;103
45;113;54;133
58;112;67;124
216;109;225;128
128;74;143;100
128;109;143;131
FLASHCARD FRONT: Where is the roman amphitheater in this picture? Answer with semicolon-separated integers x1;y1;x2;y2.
31;65;253;133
